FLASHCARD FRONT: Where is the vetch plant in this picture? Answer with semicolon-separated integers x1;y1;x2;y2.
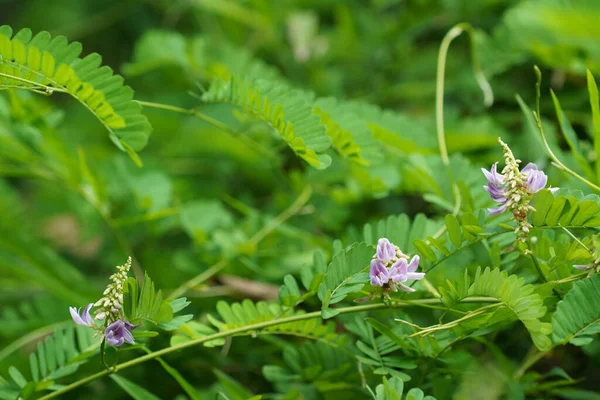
2;7;600;400
69;257;140;347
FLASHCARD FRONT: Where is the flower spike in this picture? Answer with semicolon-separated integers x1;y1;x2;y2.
483;138;558;243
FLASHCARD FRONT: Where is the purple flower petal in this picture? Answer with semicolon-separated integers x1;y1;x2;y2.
82;303;94;325
488;204;507;216
483;163;509;214
484;184;507;203
407;255;420;273
69;303;94;327
370;259;389;287
389;259;408;283
482;163;505;186
406;272;425;281
521;163;538;174
104;319;137;347
549;187;559;194
376;238;396;264
396;282;416;292
526;170;548;193
521;163;550;193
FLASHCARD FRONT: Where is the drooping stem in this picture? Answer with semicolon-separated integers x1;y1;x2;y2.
431;22;493;239
38;297;498;399
436;22;493;167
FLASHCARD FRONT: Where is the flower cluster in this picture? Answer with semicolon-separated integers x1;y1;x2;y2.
482;138;557;241
69;257;137;347
369;238;424;292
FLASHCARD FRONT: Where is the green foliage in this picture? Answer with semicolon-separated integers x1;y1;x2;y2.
0;325;97;399
202;76;332;169
367;376;436;400
531;189;600;228
3;1;600;399
123;274;191;330
263;342;357;396
0;26;151;161
171;299;342;348
110;374;162;400
552;274;600;346
318;242;373;318
439;267;552;350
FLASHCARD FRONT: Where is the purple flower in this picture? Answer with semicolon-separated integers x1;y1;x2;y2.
522;163;549;193
388;256;425;292
370;238;425;291
482;162;557;216
482;163;508;215
376;238;396;264
105;320;137;346
370;259;390;286
69;303;94;327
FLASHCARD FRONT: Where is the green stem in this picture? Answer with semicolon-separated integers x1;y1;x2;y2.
245;185;312;248
436;23;493;167
529;252;563;299
514;347;548;379
433;22;491;238
136;100;232;133
37;297;497;399
529;253;549;284
168;186;313;299
551;272;588;285
136;100;276;159
168;259;228;299
532;66;600;193
0;71;68;94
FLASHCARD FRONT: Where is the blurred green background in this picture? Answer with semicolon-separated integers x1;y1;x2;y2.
2;0;600;398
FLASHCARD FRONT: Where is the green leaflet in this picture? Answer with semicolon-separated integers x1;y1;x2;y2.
314;97;384;166
279;250;327;307
367;376;436;400
552;274;600;346
213;369;261;400
531;189;600;228
0;25;151;162
317;242;373;318
361;213;439;255
439;267;552;350
110;374;163;400
202;76;332;169
0;325;97;399
171;299;341;347
123;274;190;329
263;342;356;392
